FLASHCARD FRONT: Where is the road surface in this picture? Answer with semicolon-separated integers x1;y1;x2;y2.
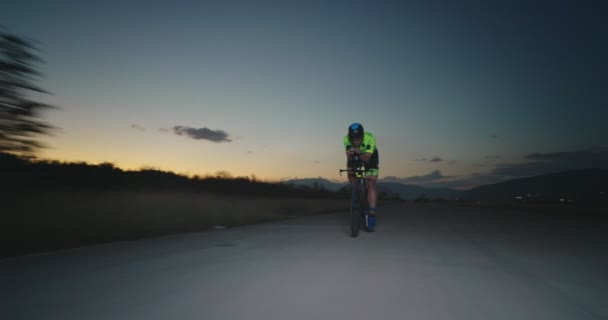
2;203;606;319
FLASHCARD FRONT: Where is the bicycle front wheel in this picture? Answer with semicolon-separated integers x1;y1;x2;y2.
350;185;361;237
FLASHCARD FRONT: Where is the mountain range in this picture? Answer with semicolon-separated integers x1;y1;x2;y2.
460;168;608;203
283;168;608;204
280;178;463;200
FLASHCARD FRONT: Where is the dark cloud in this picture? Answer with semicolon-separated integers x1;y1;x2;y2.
485;155;500;159
490;147;608;177
524;147;608;167
431;147;608;190
491;134;500;139
443;173;508;190
384;172;507;190
448;160;458;165
382;170;452;184
429;157;443;163
434;147;608;189
413;158;427;162
131;124;146;131
490;162;554;177
172;126;231;143
314;160;321;164
403;147;608;190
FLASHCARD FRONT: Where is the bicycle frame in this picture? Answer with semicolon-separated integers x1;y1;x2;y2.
340;156;371;237
339;161;369;195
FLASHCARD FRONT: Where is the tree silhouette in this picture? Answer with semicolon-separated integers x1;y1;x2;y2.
1;29;57;155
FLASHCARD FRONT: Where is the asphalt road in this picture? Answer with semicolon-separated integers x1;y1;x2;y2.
2;203;606;320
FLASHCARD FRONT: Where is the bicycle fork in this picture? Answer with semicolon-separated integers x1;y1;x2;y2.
360;180;370;224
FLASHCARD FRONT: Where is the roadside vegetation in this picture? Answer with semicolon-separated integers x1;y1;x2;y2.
1;152;401;258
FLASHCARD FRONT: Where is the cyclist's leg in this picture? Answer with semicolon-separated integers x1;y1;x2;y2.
366;169;379;230
346;160;357;189
366;169;379;214
346;166;358;209
348;174;357;189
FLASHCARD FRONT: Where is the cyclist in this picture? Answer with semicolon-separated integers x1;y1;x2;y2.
344;123;379;232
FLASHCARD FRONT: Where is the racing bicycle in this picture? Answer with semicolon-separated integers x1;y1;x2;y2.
339;155;371;237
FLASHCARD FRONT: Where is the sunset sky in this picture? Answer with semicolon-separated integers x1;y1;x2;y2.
3;0;606;189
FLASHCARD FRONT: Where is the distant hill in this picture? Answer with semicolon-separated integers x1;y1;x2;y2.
280;178;346;191
460;169;608;204
282;178;463;200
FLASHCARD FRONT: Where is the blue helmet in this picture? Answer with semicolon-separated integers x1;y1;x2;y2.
348;123;364;139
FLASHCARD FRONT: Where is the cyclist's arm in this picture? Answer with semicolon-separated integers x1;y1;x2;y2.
346;147;359;157
358;134;376;164
359;151;372;164
345;149;357;167
346;146;372;163
344;136;369;165
346;148;370;167
344;137;355;163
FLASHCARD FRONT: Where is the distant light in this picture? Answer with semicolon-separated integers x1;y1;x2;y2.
516;196;523;200
560;199;565;202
